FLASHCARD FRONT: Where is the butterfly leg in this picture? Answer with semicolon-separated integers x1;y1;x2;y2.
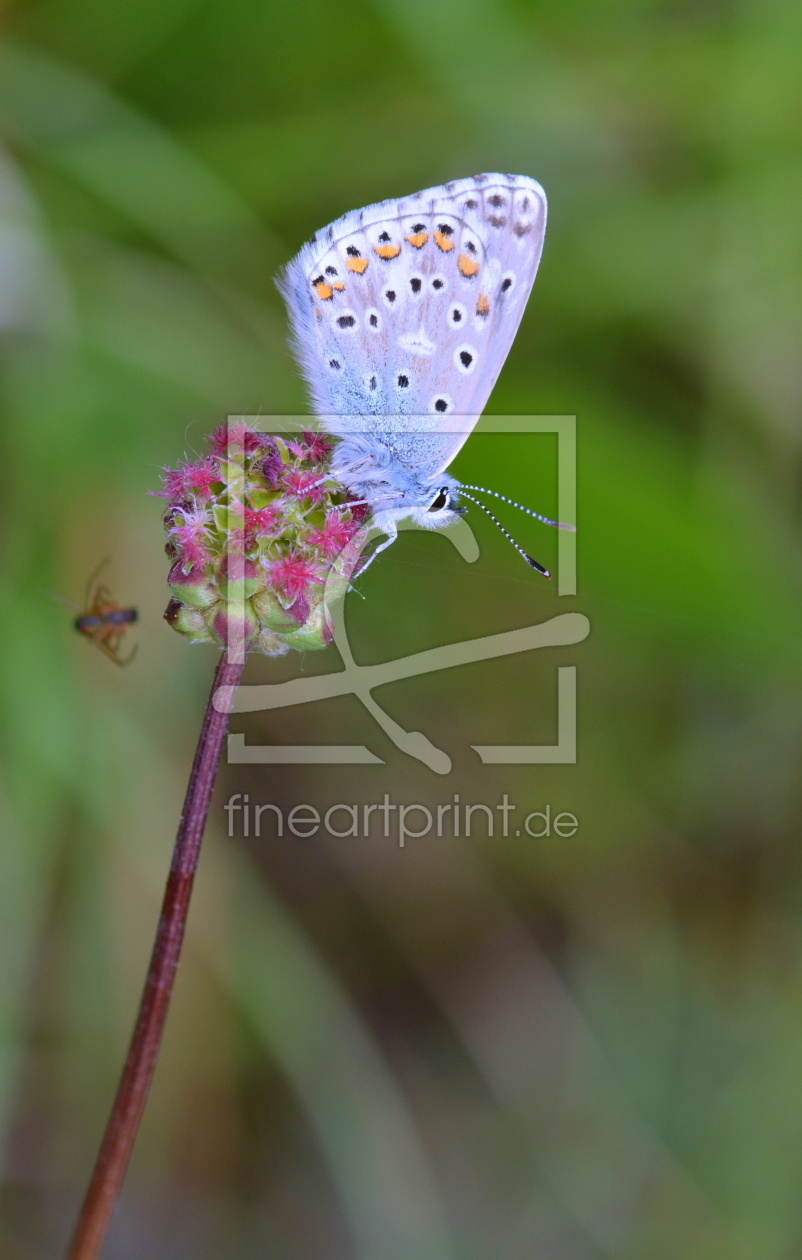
352;523;398;580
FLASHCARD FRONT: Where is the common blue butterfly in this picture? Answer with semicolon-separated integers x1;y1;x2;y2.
279;173;569;576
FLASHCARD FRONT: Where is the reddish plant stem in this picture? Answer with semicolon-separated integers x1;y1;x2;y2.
65;653;244;1260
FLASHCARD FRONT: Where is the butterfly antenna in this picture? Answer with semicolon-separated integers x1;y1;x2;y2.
460;491;550;578
459;484;575;531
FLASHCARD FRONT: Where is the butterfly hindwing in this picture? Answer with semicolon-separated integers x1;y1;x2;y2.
278;173;546;475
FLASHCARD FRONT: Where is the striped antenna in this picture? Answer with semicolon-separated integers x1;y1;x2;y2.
460;491;550;577
459;484;575;531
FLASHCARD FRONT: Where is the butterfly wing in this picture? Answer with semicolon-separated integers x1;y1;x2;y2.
278;173;546;478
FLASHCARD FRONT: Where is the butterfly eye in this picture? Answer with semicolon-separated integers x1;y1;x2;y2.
428;488;449;512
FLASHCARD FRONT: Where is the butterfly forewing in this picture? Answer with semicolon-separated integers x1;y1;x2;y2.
279;174;546;475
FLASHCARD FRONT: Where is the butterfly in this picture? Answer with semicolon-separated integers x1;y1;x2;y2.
278;173;571;577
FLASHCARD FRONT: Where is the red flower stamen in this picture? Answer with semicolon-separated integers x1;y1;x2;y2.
210;420;263;456
244;505;282;547
264;551;323;602
168;506;213;565
305;512;358;559
283;470;324;503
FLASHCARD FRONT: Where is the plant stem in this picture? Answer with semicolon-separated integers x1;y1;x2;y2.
65;653;244;1260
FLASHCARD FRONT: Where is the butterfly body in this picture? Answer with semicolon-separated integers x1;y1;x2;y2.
278;173;549;567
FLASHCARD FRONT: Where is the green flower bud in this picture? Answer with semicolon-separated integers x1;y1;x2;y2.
168;560;217;608
252;587;305;633
281;602;333;652
206;599;258;650
164;598;213;643
216;554;261;602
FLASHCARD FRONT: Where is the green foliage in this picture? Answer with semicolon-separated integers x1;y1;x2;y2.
0;1;800;1256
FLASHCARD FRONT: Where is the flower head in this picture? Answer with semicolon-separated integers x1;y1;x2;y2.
264;550;323;604
282;469;325;504
155;455;220;502
183;457;220;497
210;420;264;457
168;505;212;567
305;511;358;559
244;505;282;548
158;422;370;655
288;429;332;463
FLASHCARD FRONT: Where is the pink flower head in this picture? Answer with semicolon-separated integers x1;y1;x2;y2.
159;468;184;500
210;420;262;457
244;505;283;547
264;551;323;603
300;429;333;464
168;505;212;566
156;456;220;502
282;469;324;504
286;430;332;464
183;456;220;497
305;512;358;559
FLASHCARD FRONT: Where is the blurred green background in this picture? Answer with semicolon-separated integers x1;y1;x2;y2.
1;0;801;1256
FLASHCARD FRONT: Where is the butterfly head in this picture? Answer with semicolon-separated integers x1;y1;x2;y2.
360;469;464;536
416;480;465;528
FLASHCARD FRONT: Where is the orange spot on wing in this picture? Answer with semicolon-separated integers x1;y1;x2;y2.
373;242;402;259
346;257;369;273
332;281;345;290
434;231;455;252
458;253;480;277
476;293;489;317
314;281;333;300
315;308;322;318
405;231;428;249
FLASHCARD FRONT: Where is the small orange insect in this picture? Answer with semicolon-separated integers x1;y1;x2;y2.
70;562;138;666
